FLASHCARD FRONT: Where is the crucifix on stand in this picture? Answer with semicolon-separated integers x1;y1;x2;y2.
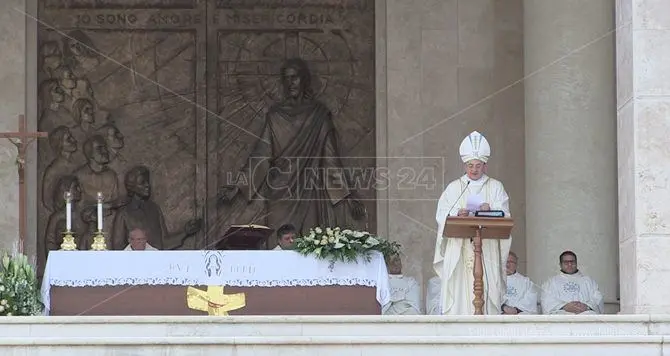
0;115;48;255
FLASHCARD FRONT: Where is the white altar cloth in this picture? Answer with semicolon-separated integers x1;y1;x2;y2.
40;250;390;315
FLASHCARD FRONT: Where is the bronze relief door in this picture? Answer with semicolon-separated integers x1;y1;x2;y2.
36;0;376;268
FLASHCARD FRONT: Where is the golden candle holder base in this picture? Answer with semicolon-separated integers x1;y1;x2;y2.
59;230;78;251
90;230;107;251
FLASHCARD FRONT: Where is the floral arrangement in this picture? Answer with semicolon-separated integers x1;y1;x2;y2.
294;227;401;265
0;252;43;316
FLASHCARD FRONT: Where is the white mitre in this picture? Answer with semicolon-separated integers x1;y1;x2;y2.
459;131;491;163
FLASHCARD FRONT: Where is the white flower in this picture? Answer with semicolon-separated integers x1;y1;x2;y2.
0;299;6;306
315;227;322;234
320;239;327;245
6;312;11;316
313;240;320;245
365;236;379;246
0;286;4;292
0;306;4;312
328;236;335;243
326;228;333;236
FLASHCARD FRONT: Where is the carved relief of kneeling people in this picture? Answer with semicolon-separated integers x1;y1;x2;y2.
111;165;202;251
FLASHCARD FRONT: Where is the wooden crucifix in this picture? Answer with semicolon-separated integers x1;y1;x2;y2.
0;115;48;255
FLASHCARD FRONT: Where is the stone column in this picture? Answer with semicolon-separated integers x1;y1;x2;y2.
0;0;27;254
524;0;619;311
617;0;670;314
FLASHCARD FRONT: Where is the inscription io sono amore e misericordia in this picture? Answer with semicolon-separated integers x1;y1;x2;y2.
73;11;336;27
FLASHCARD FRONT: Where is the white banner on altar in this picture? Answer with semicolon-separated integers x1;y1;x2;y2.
41;250;390;314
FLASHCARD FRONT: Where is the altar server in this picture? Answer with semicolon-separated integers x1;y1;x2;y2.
124;228;158;251
433;131;512;315
425;276;442;315
383;254;421;315
273;224;296;250
502;251;538;314
541;251;604;315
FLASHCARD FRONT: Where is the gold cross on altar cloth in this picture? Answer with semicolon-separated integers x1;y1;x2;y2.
186;286;246;316
0;115;48;254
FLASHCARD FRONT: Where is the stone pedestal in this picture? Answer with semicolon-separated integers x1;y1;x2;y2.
524;0;618;309
617;0;670;314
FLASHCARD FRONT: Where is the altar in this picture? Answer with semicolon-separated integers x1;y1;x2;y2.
40;250;390;316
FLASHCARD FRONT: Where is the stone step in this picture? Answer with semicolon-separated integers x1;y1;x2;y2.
1;315;669;355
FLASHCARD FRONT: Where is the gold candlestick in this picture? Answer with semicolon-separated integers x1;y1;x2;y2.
90;230;107;251
59;230;77;251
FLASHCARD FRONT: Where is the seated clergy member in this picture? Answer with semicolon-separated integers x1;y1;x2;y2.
425;275;442;315
382;253;421;315
273;223;296;250
502;251;538;314
124;228;158;251
541;251;604;315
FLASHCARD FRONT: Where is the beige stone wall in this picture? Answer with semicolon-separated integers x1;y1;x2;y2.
381;0;526;299
617;0;670;314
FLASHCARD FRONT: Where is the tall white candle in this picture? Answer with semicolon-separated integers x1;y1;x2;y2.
65;191;72;231
96;192;103;231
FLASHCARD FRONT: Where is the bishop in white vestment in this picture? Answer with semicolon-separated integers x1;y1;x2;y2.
433;131;512;315
541;251;604;314
502;252;538;314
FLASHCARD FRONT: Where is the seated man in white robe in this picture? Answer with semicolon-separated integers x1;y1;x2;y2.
382;254;421;315
124;227;158;251
502;251;538;314
541;250;604;315
433;131;512;315
272;224;296;250
425;276;442;315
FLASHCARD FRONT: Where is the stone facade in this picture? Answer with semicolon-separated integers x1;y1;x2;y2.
4;0;668;315
617;0;670;314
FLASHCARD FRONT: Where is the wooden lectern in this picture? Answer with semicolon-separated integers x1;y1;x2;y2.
444;215;513;315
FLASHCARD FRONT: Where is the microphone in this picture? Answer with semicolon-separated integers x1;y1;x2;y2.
446;180;470;217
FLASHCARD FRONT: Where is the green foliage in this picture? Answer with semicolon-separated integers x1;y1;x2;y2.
0;251;43;316
294;227;401;264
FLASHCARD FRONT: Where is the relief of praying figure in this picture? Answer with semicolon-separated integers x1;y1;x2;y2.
38;175;85;269
218;58;366;235
41;126;80;212
69;98;104;147
37;79;72;135
111;165;202;251
74;134;119;207
97;122;126;176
